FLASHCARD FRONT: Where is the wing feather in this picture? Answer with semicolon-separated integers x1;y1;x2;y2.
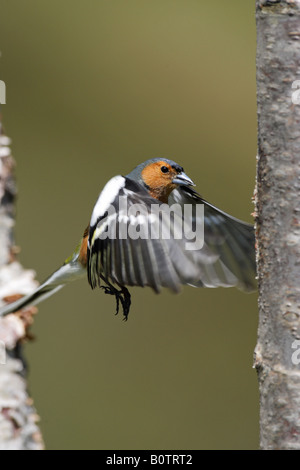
87;178;256;295
169;186;256;291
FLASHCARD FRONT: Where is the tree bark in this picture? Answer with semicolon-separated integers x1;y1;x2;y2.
0;112;44;450
255;0;300;450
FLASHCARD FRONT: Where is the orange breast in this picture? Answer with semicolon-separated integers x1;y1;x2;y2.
78;225;89;267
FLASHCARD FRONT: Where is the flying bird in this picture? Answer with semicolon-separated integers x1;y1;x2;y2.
0;158;256;319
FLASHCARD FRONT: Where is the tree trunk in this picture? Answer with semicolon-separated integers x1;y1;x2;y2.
255;0;300;450
0;112;44;450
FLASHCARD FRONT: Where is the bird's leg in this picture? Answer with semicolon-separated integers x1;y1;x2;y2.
118;285;131;321
99;276;131;320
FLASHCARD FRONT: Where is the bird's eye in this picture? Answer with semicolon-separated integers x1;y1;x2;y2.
161;166;169;173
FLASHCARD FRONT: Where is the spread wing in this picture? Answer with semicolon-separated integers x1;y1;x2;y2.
87;176;256;295
169;186;256;292
87;177;226;293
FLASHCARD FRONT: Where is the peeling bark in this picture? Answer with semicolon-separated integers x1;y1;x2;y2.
0;114;44;450
255;0;300;450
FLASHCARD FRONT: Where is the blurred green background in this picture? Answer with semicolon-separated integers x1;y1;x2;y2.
0;0;258;450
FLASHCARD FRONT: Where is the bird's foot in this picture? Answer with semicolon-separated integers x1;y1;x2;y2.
101;284;131;320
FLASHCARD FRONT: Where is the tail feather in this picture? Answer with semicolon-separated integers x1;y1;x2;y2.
0;260;86;317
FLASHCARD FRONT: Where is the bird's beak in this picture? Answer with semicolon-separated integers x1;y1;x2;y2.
172;172;195;187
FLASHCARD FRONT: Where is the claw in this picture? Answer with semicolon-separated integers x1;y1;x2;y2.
100;283;131;320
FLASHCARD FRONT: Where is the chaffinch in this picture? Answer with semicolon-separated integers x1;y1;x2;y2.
0;158;256;319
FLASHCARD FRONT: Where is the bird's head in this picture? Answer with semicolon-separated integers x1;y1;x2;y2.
127;158;195;203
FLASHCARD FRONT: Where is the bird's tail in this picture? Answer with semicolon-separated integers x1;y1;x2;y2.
0;259;86;317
